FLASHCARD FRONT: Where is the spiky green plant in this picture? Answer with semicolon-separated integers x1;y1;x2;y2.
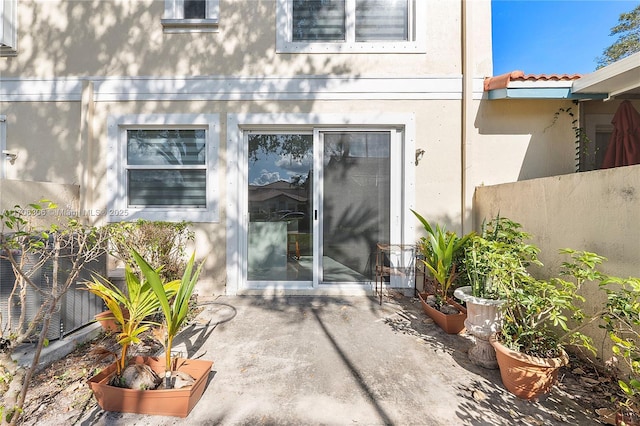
133;250;203;388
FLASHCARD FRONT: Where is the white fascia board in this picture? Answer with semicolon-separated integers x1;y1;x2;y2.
572;52;640;95
0;78;84;101
1;75;486;102
507;80;574;89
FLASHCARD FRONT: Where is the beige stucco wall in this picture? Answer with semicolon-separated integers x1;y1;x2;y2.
1;0;472;78
0;179;80;228
473;164;640;360
0;0;505;295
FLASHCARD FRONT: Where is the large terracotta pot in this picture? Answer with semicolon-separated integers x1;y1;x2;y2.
490;335;568;400
418;292;467;334
454;286;504;369
88;356;213;417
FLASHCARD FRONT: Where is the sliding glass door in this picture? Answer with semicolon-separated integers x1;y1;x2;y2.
320;131;390;283
245;129;394;287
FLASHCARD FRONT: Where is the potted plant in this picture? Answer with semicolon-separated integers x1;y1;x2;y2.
86;250;212;417
490;249;603;400
132;249;204;389
412;209;471;334
455;216;539;369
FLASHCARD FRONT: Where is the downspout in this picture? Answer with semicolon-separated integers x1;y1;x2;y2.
461;0;472;234
79;80;95;225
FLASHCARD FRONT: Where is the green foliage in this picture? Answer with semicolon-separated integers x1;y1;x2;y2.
600;276;640;414
85;267;180;375
131;249;202;388
496;249;607;358
597;4;640;69
107;220;194;282
411;209;471;303
464;215;541;299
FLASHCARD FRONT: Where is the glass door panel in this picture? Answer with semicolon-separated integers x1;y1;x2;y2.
247;133;313;282
321;131;390;283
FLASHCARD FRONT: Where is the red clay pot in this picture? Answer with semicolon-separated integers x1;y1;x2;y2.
88;356;213;417
490;335;568;400
418;292;467;334
617;410;640;426
94;310;120;333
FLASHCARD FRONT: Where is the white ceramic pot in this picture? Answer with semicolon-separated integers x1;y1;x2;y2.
454;285;504;369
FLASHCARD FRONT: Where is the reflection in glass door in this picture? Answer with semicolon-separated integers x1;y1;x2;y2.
321;131;390;283
247;133;313;282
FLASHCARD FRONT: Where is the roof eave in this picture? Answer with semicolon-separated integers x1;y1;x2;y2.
571;52;640;98
486;87;607;100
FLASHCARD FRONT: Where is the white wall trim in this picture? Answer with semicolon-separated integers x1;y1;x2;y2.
0;115;6;179
0;76;486;102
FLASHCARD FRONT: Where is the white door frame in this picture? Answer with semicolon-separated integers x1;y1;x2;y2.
226;113;416;295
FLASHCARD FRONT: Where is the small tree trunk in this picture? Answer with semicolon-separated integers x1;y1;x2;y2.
0;351;25;426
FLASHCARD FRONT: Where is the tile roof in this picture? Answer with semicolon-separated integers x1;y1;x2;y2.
484;71;583;91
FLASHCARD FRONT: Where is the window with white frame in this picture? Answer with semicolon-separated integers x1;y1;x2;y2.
0;0;17;56
162;0;219;33
276;0;426;53
107;114;219;222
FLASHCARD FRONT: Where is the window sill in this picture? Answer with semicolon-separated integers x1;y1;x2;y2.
275;41;426;54
107;207;218;223
0;45;17;57
161;19;219;33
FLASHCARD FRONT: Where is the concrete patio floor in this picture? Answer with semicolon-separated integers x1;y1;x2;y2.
78;294;601;425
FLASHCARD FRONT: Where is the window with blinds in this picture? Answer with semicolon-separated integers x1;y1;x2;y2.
291;0;408;43
355;0;408;41
126;129;207;208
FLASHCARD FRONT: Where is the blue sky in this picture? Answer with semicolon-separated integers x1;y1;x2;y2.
492;0;639;76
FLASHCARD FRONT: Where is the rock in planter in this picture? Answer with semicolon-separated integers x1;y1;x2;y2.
88;356;213;418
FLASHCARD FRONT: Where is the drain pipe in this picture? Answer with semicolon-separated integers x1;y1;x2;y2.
461;0;472;234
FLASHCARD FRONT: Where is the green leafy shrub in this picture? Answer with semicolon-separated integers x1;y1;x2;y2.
107;220;194;282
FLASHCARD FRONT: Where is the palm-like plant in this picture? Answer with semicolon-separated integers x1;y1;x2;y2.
133;249;203;389
412;209;471;303
86;266;179;376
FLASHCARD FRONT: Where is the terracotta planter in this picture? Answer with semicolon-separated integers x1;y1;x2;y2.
418;292;467;334
94;310;120;333
88;356;213;417
490;335;568;400
454;286;504;369
617;410;640;426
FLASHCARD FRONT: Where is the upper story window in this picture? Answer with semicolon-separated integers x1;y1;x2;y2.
107;114;220;222
277;0;426;53
162;0;219;33
0;0;17;56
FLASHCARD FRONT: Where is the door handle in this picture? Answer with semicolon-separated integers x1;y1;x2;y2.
315;210;318;220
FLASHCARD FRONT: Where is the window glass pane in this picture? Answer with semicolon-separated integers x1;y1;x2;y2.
127;130;205;166
323;132;390;159
293;0;346;41
184;0;206;19
356;0;408;41
247;134;314;282
128;169;206;207
323;132;390;282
